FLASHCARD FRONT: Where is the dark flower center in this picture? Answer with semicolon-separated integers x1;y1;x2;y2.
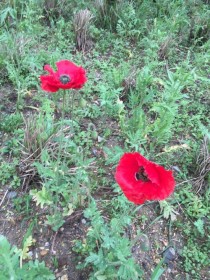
59;74;71;84
135;166;150;182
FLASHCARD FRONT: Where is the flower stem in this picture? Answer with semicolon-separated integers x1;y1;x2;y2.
62;90;66;121
70;90;76;128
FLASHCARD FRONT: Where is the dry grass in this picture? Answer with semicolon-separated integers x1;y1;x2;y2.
194;136;210;193
73;9;93;51
121;69;136;97
95;0;106;14
19;114;71;189
158;37;172;60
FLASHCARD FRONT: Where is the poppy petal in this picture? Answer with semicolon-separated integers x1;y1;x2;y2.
115;152;175;204
40;75;59;92
43;64;55;75
40;60;87;93
56;60;79;74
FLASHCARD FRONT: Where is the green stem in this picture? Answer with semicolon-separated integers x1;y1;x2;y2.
62;90;66;121
56;90;66;163
71;90;76;128
168;219;172;244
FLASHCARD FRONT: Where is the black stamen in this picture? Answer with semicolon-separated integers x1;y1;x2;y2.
59;74;71;84
135;167;150;182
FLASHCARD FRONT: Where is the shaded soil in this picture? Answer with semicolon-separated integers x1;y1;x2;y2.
0;193;89;279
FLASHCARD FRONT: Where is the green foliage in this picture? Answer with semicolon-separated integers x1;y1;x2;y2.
175;185;209;220
94;0;119;31
116;2;140;39
159;200;178;221
0;0;209;278
1;128;24;156
46;212;65;232
13;194;32;216
174;182;209;278
0;160;21;188
96;82;123;117
30;186;53;209
0;235;55;280
117;67;191;150
0;113;23;133
74;200;143;280
103;145;124;166
22;111;59;161
151;258;165;280
28;124;94;230
181;239;209;278
194;219;205;236
0;5;16;27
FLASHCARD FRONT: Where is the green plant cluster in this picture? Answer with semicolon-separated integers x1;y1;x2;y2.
74;200;143;280
0;160;21;188
0;0;209;279
0;235;55;280
181;239;209;279
0;113;23;133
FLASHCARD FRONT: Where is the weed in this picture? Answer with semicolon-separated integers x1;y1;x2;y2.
181;239;209;279
0;113;23;133
175;185;209;220
0;160;20;188
74;200;143;279
0;235;55;279
13;194;33;217
116;2;141;39
19;112;60;188
94;0;119;31
29;128;94;230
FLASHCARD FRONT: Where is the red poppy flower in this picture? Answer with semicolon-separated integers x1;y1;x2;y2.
115;152;175;204
40;60;87;92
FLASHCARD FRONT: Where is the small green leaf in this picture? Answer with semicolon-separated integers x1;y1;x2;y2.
151;258;165;280
194;219;205;236
30;187;52;208
21;235;35;260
